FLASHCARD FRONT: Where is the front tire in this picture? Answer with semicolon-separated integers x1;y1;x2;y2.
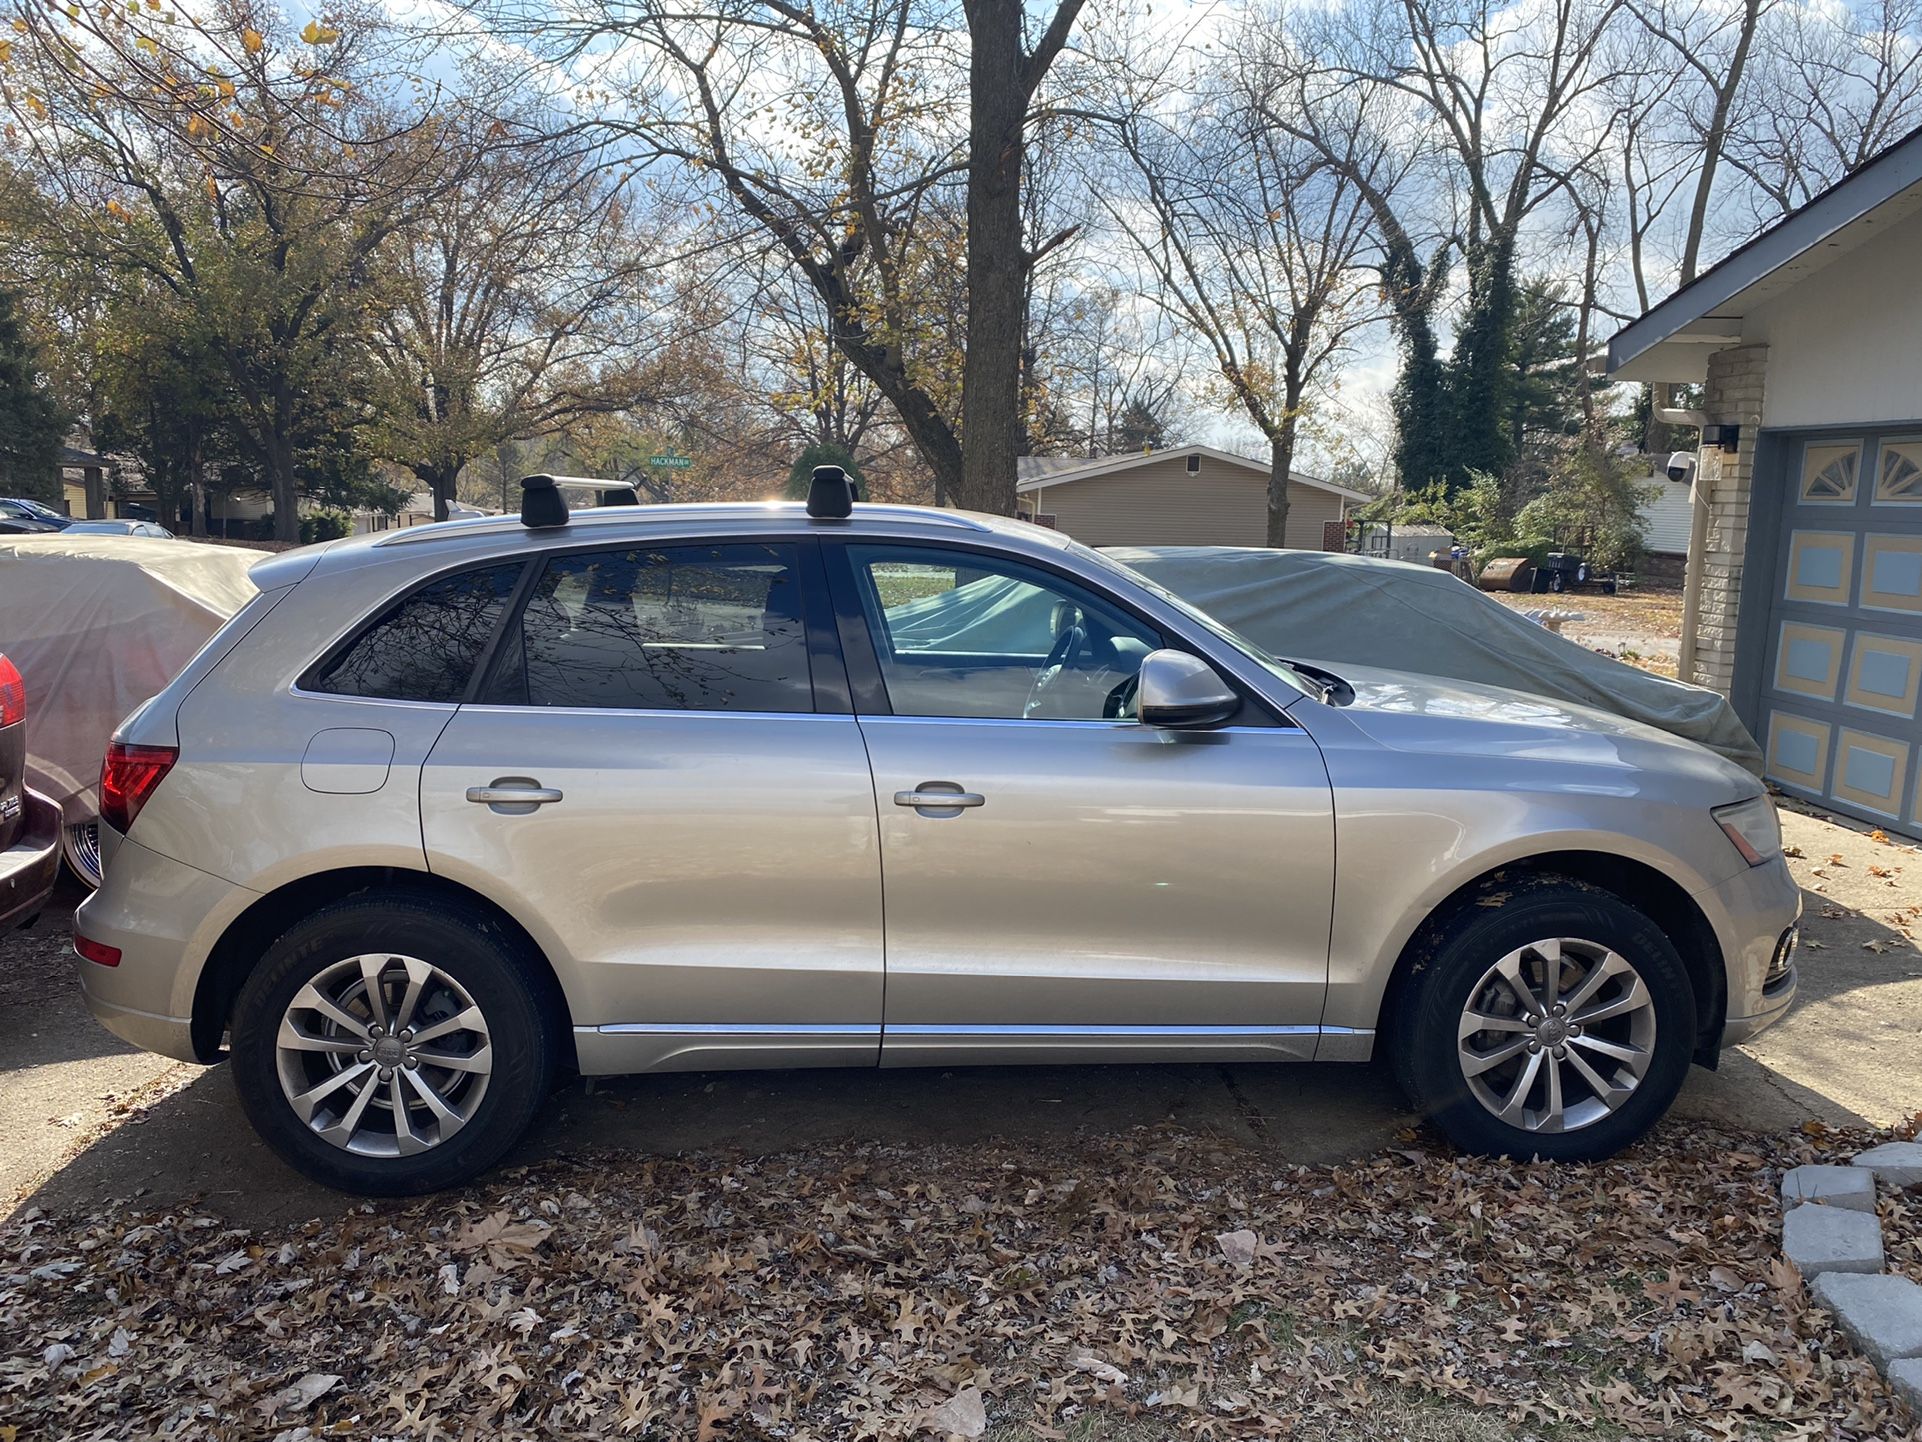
1390;876;1696;1162
231;892;554;1195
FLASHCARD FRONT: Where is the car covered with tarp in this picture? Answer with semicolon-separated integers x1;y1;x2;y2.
882;541;1760;774
0;534;258;883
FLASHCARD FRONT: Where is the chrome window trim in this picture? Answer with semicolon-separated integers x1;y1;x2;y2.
590;1022;879;1035
456;703;854;723
286;687;461;712
854;715;1304;735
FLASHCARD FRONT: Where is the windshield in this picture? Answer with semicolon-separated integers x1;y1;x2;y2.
1056;537;1325;700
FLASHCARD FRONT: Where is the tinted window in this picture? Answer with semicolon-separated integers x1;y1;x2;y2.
310;563;523;703
848;545;1159;720
492;543;812;712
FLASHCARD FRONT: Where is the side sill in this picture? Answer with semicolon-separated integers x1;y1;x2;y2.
572;1023;1376;1075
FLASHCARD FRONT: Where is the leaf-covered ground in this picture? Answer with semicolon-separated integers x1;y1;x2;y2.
4;1119;1919;1442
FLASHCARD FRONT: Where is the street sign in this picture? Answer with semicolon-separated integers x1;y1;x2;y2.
647;454;694;469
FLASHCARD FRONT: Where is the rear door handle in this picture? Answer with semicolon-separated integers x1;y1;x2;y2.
466;784;563;805
894;785;985;810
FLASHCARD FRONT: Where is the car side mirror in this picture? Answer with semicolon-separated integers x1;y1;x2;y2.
1136;649;1239;728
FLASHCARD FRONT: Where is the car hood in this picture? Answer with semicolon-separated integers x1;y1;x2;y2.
1301;660;1762;796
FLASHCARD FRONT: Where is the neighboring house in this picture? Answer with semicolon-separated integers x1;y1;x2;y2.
1606;124;1922;835
57;445;113;518
351;491;490;534
1014;446;1366;550
1639;472;1694;557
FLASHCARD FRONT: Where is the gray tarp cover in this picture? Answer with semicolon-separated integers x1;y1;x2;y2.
0;535;258;820
1107;546;1762;774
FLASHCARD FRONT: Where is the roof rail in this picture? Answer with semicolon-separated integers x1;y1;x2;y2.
371;500;996;548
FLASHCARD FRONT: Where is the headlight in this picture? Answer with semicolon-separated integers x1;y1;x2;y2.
1714;794;1782;866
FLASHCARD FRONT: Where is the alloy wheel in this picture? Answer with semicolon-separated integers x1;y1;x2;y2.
1455;937;1657;1134
274;953;493;1157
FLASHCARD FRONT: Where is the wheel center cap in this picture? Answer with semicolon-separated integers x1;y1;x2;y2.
1536;1018;1570;1047
372;1036;406;1067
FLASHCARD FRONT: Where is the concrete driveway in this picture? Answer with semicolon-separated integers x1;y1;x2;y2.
5;805;1917;1229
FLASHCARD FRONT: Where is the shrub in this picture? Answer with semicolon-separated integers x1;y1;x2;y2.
299;510;353;544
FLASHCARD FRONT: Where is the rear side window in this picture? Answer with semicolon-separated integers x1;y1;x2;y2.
487;543;812;712
309;563;523;703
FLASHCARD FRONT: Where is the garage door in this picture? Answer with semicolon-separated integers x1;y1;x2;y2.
1760;430;1922;833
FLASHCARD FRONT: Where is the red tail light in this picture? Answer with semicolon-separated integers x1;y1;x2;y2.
0;655;23;728
100;741;178;834
74;932;121;967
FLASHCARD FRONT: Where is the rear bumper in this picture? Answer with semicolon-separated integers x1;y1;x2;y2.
73;834;256;1063
0;787;62;930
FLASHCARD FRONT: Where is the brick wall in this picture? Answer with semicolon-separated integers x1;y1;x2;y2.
1688;344;1768;695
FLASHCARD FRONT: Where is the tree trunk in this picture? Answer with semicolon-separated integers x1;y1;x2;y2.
1266;426;1295;550
269;441;299;542
270;384;300;542
1682;0;1762;284
958;0;1029;515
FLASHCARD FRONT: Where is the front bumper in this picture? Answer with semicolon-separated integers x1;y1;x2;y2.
73;834;256;1063
0;787;62;931
1695;853;1800;1050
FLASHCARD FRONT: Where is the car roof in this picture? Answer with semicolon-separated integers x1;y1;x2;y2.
271;502;1085;589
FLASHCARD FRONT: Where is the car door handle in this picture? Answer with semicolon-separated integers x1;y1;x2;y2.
466;785;563;805
894;786;985;809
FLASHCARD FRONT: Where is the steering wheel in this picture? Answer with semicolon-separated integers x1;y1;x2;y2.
1023;623;1086;718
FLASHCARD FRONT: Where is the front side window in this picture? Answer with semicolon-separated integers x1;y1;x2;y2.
490;543;812;712
310;562;523;703
847;544;1159;720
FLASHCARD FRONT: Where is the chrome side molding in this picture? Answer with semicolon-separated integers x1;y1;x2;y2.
572;1022;1376;1074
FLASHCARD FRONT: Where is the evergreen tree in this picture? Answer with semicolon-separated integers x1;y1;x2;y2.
1113;395;1169;453
0;286;68;503
1443;235;1519;492
785;442;867;500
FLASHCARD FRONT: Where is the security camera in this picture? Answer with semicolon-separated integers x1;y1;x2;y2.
1666;451;1697;483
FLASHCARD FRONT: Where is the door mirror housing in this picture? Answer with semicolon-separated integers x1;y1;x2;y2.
1136;650;1239;728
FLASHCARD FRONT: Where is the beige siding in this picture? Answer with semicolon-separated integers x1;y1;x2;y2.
1028;453;1345;549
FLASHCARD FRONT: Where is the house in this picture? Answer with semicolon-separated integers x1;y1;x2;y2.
57;445;113;518
1014;446;1367;550
1638;471;1694;559
1606;124;1922;834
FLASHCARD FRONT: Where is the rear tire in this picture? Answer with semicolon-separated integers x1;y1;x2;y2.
1389;875;1696;1163
231;892;554;1195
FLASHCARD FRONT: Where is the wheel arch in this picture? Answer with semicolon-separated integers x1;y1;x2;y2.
1374;851;1727;1067
192;866;576;1068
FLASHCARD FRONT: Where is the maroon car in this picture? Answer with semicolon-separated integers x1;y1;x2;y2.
0;653;60;929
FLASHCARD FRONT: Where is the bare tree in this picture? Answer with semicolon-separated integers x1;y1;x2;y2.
1107;39;1383;545
1727;0;1922;221
479;0;1088;513
367;99;689;519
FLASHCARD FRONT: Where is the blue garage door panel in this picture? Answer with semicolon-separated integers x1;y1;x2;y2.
1759;430;1922;836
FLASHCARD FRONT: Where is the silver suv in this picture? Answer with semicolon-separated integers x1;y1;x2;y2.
74;477;1799;1194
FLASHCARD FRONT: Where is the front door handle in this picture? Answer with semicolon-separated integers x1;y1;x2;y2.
466;783;563;805
894;784;985;810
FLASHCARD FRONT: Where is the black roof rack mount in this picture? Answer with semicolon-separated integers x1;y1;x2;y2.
518;474;641;529
807;464;859;519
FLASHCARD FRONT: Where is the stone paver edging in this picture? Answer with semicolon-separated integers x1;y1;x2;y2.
1782;1142;1922;1415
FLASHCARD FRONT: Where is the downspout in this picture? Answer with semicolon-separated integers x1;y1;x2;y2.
1657;383;1711;684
